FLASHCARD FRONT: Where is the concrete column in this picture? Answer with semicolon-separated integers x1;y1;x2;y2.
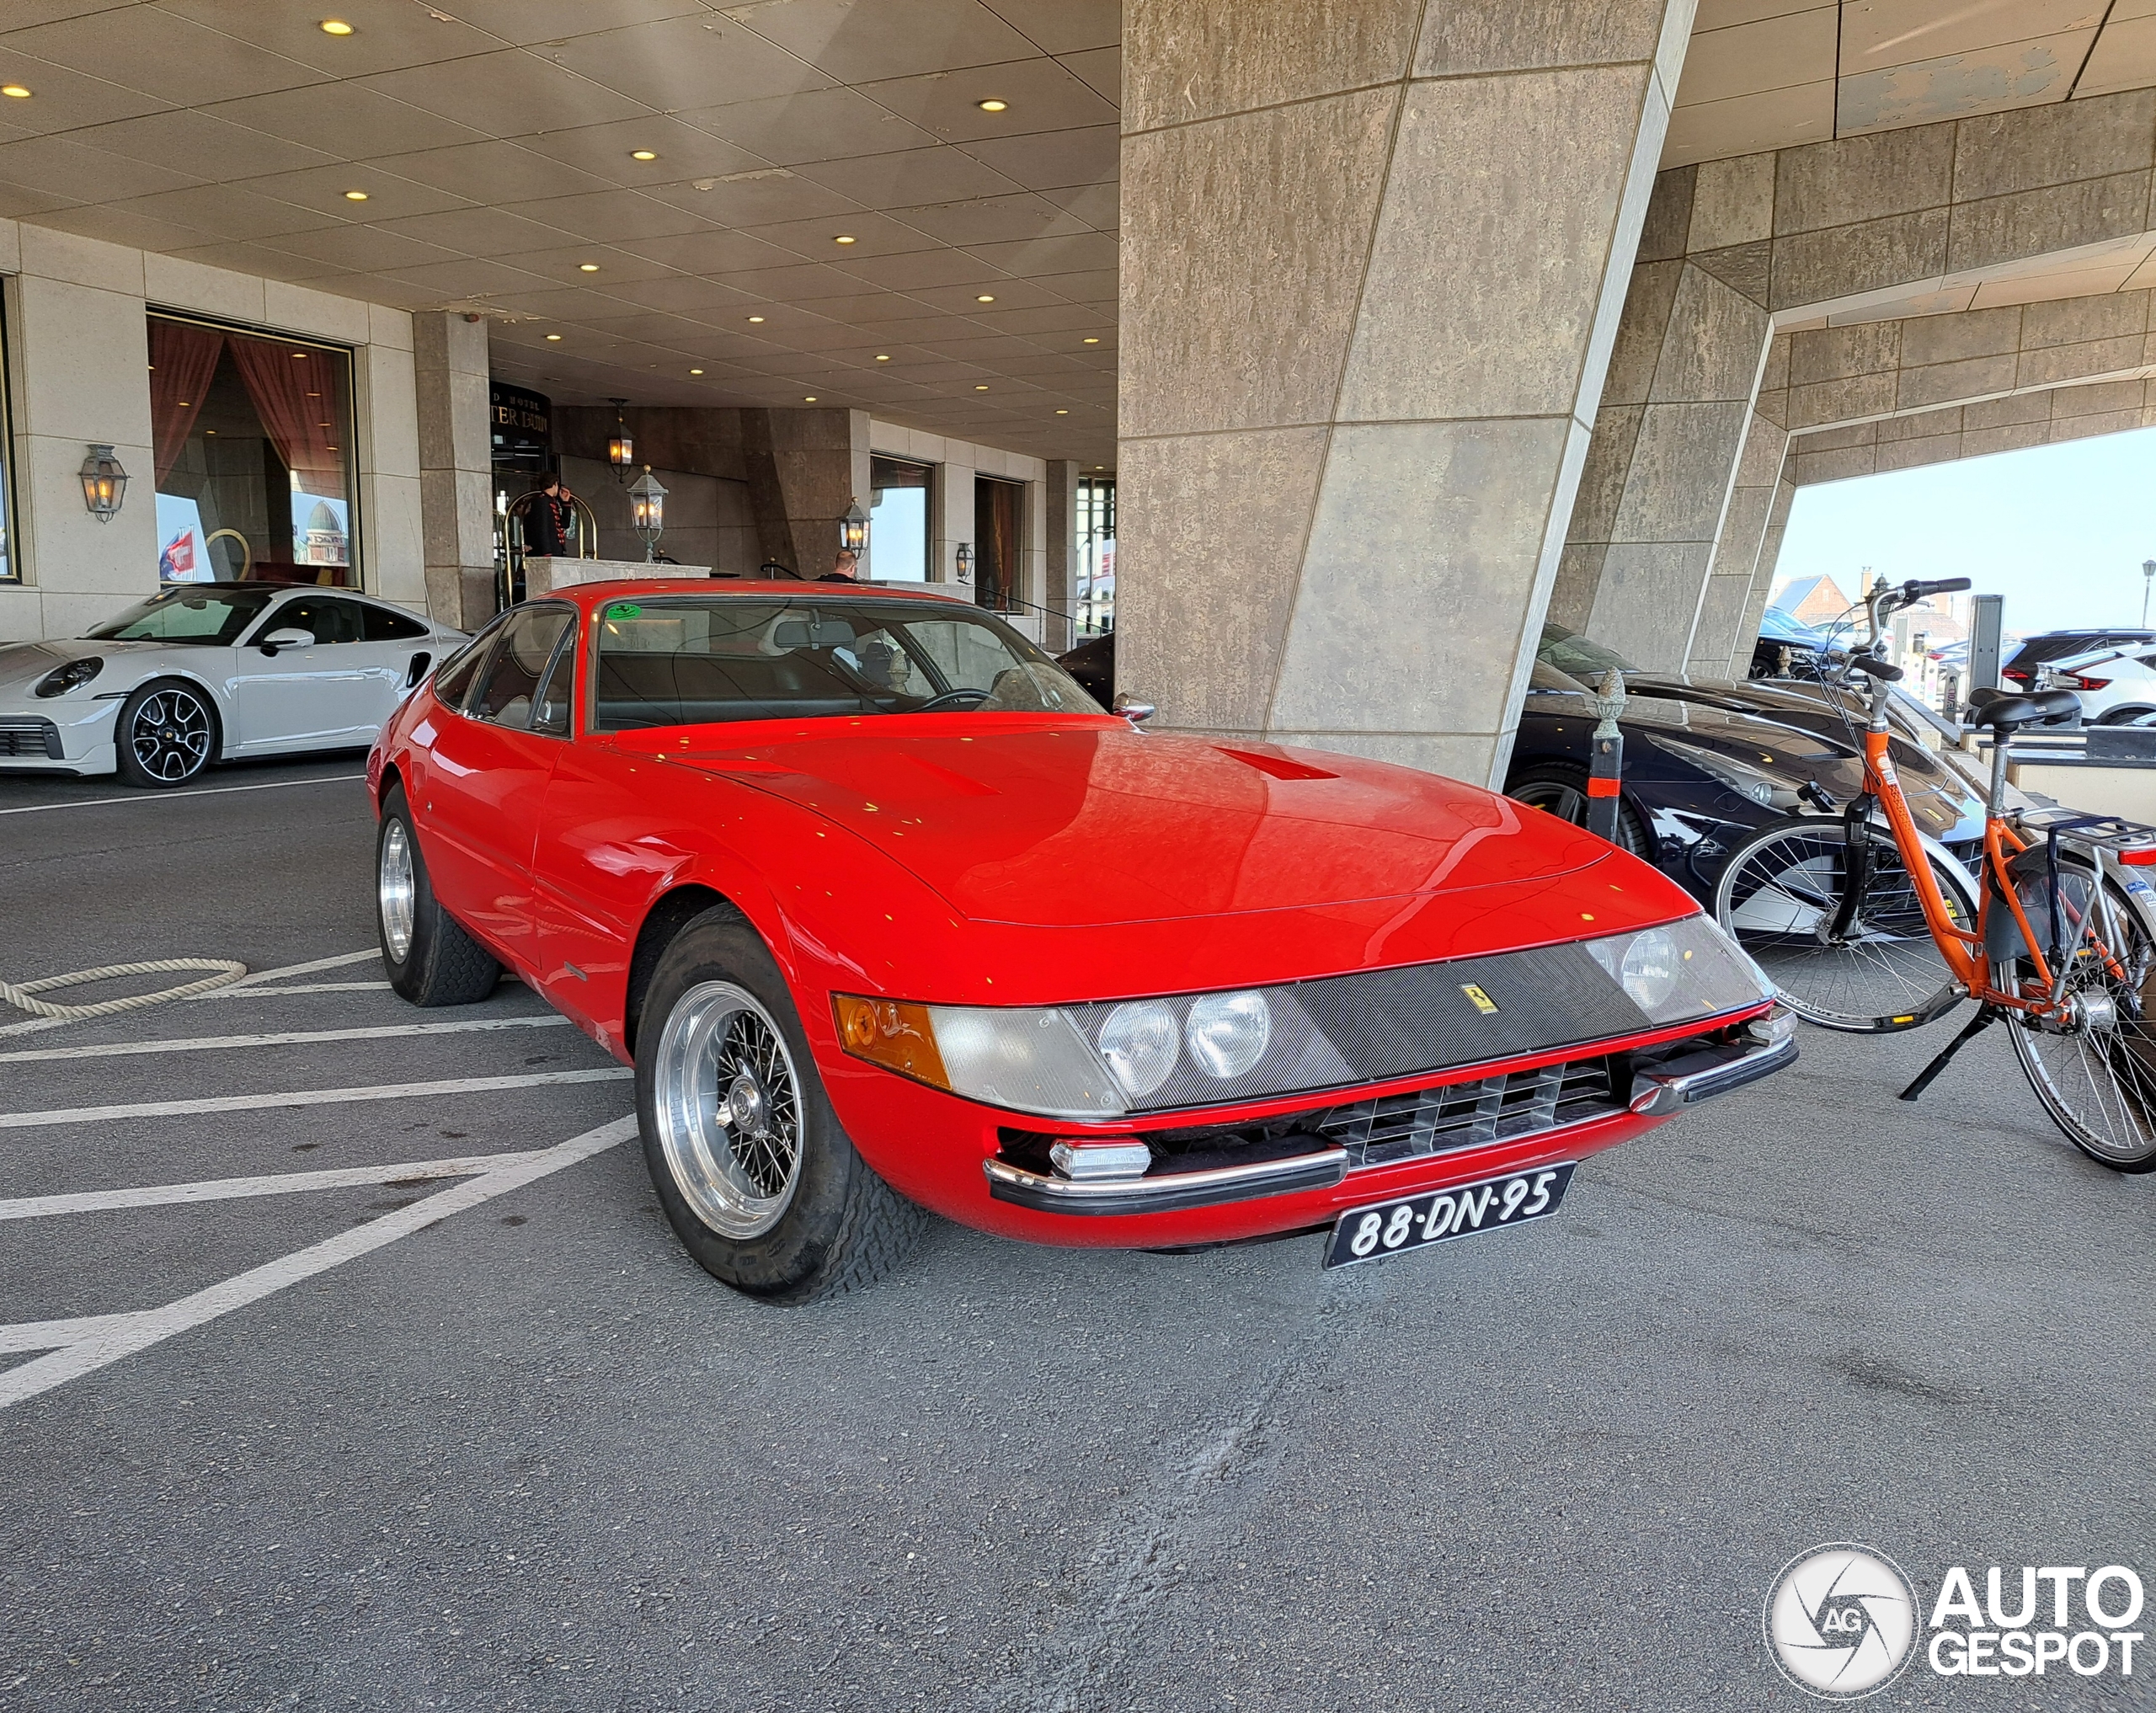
1684;412;1790;679
1118;0;1696;787
413;311;495;629
1732;476;1796;657
1043;460;1080;653
1552;172;1774;672
936;453;976;591
739;407;870;578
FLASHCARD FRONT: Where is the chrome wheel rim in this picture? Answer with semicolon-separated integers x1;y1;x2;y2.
131;687;211;782
653;981;803;1240
379;819;416;963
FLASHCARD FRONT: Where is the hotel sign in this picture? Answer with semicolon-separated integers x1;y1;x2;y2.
489;382;551;467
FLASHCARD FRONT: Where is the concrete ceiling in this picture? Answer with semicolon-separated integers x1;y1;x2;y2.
1668;0;2156;168
0;2;2153;472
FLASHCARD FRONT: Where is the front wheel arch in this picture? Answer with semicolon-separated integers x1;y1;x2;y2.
624;883;745;1056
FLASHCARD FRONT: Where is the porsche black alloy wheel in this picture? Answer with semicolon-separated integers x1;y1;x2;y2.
376;784;501;1006
115;678;217;787
637;905;925;1302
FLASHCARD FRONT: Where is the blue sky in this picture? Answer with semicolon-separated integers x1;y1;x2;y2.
1775;424;2156;636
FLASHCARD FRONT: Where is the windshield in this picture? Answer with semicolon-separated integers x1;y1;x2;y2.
1537;622;1637;679
592;596;1104;732
86;587;274;644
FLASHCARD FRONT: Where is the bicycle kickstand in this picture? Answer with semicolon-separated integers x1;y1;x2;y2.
1897;1004;2002;1103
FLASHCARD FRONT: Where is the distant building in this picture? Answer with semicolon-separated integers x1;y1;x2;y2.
1770;574;1854;627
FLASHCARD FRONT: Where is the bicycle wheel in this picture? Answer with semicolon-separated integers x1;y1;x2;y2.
1999;867;2156;1172
1712;819;1976;1032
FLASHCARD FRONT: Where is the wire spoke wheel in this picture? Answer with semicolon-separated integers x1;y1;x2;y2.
2001;870;2156;1171
130;686;212;782
653;980;805;1239
1714;819;1973;1032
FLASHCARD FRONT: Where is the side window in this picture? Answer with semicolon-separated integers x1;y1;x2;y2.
272;595;366;645
360;600;430;642
471;606;573;730
431;616;508;712
531;620;579;737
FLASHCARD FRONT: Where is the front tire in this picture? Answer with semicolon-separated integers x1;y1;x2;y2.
115;677;218;787
1713;818;1976;1032
636;907;924;1302
1506;760;1650;856
376;784;500;1006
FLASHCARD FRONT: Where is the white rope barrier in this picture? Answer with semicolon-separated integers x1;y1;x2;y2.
0;960;250;1021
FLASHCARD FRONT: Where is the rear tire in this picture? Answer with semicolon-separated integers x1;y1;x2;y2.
1506;761;1650;856
1998;867;2156;1172
376;784;500;1006
1712;818;1975;1032
635;906;924;1302
115;677;218;787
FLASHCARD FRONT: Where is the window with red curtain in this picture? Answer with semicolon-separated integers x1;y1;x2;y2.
150;314;357;587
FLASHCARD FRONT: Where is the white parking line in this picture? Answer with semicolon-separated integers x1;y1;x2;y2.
0;1150;542;1220
0;773;366;816
0;1067;632;1130
192;980;391;998
0;1116;637;1408
0;1014;573;1065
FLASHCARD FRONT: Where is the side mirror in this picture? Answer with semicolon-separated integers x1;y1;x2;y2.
1112;692;1155;725
259;627;313;656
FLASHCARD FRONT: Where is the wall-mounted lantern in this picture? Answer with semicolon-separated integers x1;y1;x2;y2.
606;398;634;480
627;465;668;562
955;542;974;583
841;497;867;557
80;444;129;521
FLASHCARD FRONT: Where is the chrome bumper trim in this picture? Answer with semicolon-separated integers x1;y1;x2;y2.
1627;1032;1798;1116
984;1146;1348;1218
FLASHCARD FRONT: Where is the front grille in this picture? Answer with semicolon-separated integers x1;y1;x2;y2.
0;717;61;760
1315;1059;1620;1168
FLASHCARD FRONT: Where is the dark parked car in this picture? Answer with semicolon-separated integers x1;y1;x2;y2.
2002;628;2156;690
1510;626;1983;905
1058;630;1113;703
1751;605;1848;679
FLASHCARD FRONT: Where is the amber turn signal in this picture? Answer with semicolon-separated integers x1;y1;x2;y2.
834;995;949;1089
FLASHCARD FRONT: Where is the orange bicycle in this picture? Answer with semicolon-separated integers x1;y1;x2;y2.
1712;578;2156;1171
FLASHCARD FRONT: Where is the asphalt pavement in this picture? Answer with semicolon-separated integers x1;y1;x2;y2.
2;755;2152;1712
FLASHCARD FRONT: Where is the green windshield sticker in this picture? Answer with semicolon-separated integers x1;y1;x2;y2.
606;602;643;620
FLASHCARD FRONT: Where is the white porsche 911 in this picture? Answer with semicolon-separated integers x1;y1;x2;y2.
0;582;467;787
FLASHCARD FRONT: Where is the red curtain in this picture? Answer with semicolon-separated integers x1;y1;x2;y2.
148;319;223;486
227;334;348;498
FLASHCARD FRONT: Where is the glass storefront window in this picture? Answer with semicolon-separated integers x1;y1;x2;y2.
149;313;358;587
0;281;14;583
1076;474;1114;636
868;455;931;581
974;474;1022;612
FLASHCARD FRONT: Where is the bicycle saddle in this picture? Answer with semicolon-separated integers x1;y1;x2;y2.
1975;688;2079;730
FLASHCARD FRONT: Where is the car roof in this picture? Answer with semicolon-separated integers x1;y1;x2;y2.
550;578;973;609
155;580;382;600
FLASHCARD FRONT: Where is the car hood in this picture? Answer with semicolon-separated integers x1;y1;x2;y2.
664;721;1625;928
0;637;205;693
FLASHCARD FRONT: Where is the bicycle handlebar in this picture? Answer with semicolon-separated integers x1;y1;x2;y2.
1904;577;1971;600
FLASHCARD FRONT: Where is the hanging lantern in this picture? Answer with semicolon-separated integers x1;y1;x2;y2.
79;444;129;521
606;398;633;478
627;465;668;562
841;496;867;557
955;542;974;583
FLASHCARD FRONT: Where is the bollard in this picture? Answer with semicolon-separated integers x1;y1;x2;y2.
1584;668;1626;845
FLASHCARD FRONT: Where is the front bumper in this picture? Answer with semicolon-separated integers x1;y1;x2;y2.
0;696;120;775
831;1006;1789;1247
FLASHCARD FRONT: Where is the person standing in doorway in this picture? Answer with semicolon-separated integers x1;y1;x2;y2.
526;474;575;558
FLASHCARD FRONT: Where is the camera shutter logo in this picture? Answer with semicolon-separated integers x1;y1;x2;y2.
1764;1545;1918;1700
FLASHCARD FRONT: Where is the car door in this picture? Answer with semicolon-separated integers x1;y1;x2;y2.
415;603;576;963
353;596;444;735
229;594;376;750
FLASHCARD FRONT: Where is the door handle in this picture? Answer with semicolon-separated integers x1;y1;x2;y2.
405;652;432;689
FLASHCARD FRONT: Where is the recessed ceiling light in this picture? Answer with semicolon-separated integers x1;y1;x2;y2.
630;149;658;161
747;315;766;323
545;333;563;341
976;99;1008;112
1055;408;1068;414
318;19;355;35
690;367;703;375
833;234;857;245
1;85;30;99
1082;337;1100;344
875;354;890;361
343;189;368;200
579;262;600;272
804;395;818;402
974;384;990;391
975;294;995;303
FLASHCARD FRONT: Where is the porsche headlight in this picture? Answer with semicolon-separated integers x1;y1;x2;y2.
1584;915;1774;1022
34;657;103;698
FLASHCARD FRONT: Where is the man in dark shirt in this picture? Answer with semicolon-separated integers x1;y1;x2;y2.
817;548;860;584
526;475;574;558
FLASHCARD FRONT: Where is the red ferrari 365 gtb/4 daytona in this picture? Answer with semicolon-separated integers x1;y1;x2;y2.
367;581;1793;1301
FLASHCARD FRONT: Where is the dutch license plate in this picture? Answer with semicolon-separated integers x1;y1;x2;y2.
1322;1162;1575;1269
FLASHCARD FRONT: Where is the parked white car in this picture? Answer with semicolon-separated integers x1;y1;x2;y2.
0;582;467;787
2037;642;2156;725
